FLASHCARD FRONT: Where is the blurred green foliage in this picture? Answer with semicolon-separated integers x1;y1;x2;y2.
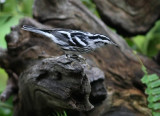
0;0;33;48
81;0;100;17
49;111;67;116
127;20;160;57
0;69;7;91
0;0;33;116
0;94;13;116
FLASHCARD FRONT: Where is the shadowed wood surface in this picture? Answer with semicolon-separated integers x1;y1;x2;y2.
14;56;103;116
0;0;160;116
1;18;107;116
33;0;129;51
93;0;160;36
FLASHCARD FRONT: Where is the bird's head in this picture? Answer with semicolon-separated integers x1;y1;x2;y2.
91;34;119;48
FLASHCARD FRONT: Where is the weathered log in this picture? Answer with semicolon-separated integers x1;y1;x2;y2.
14;56;105;116
1;18;107;116
93;0;160;36
0;0;160;116
0;48;18;102
0;16;151;116
28;0;160;115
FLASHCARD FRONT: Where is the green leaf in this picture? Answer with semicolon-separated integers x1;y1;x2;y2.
0;102;13;110
148;103;160;110
0;68;8;91
2;0;17;14
21;0;34;16
148;80;160;88
0;108;12;116
141;65;147;75
152;112;160;116
132;35;146;53
147;94;160;102
63;111;67;116
0;15;23;48
146;34;160;57
0;15;12;25
130;20;160;57
0;93;13;116
146;87;160;95
148;74;159;82
141;75;149;84
125;38;136;49
56;112;60;116
143;20;160;57
81;0;100;17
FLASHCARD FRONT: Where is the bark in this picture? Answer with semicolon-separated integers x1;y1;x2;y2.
0;0;160;116
14;56;105;116
1;18;107;116
93;0;160;36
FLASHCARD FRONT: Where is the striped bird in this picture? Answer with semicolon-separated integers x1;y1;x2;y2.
22;25;118;56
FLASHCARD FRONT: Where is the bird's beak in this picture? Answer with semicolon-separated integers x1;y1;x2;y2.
111;42;119;48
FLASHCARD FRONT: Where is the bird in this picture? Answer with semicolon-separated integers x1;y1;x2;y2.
22;25;119;57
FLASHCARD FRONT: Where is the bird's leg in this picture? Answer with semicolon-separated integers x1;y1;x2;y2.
77;55;88;66
70;54;86;62
65;54;70;59
78;55;86;61
77;55;91;69
65;54;88;67
65;54;78;59
65;54;78;66
71;54;79;59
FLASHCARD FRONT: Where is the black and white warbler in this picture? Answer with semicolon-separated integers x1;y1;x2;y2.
22;25;118;56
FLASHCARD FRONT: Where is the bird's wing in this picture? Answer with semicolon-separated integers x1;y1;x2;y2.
57;30;89;47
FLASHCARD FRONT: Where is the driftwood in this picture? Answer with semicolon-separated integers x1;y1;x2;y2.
93;0;160;36
0;0;160;116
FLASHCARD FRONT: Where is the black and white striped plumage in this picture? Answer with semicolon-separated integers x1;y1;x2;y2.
22;25;118;55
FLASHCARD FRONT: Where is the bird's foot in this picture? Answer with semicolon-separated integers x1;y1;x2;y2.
65;54;78;59
65;54;85;61
65;54;88;67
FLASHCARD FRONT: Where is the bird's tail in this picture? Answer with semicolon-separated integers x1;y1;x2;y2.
22;25;37;30
22;25;54;39
22;25;43;33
